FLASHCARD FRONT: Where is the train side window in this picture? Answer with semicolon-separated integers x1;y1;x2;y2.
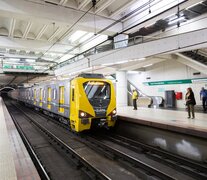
34;89;36;100
72;88;75;101
43;89;46;99
53;89;57;100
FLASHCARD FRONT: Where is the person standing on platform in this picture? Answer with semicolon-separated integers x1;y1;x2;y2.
200;87;207;111
185;87;196;119
132;89;138;110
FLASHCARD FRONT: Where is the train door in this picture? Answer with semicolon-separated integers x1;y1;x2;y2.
40;88;43;107
47;87;51;109
34;89;36;105
59;86;64;113
69;81;76;130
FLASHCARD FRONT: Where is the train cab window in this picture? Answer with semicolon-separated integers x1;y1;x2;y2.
83;81;110;100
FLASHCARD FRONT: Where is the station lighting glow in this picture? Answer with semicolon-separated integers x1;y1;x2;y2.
168;16;186;25
138;57;146;61
81;34;108;52
127;71;139;74
59;54;74;63
8;58;19;62
25;59;36;63
79;33;94;43
186;1;204;10
143;64;153;67
102;60;128;66
88;82;104;85
69;30;87;42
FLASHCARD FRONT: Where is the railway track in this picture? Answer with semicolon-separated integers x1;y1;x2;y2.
6;101;142;180
91;132;207;180
30;105;207;179
7;100;203;180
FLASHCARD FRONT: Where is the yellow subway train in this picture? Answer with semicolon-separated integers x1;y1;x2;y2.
8;73;117;132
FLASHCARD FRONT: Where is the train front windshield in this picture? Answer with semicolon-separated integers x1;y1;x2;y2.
83;81;110;100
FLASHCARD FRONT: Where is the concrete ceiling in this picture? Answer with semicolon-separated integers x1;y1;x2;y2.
0;0;207;86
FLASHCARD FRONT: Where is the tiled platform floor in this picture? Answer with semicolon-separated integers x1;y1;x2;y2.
118;106;207;138
0;97;40;180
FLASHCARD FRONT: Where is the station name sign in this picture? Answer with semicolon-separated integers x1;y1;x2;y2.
3;64;34;70
144;78;207;86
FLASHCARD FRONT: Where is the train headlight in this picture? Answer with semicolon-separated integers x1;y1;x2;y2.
79;110;93;118
109;108;116;116
112;109;116;115
80;112;86;117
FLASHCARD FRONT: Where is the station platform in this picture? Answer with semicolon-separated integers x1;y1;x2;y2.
0;97;40;180
117;106;207;139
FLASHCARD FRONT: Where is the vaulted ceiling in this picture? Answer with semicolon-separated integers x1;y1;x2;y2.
0;0;206;86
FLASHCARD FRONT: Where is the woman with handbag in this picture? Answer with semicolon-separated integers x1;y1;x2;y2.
185;87;196;119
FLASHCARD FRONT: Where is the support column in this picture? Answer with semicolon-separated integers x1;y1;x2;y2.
116;71;128;107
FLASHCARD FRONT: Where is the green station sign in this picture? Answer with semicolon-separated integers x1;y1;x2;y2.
3;64;34;70
144;78;207;86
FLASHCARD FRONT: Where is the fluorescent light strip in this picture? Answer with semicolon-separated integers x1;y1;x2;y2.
143;64;153;67
168;16;185;25
69;30;87;43
186;1;204;10
79;33;94;43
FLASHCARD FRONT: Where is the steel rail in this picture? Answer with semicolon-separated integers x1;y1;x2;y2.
84;136;176;180
12;103;111;180
99;133;207;180
6;104;51;180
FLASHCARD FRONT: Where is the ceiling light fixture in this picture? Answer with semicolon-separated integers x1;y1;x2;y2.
168;16;186;25
68;30;87;43
127;71;139;74
186;1;204;10
79;33;94;43
143;63;153;67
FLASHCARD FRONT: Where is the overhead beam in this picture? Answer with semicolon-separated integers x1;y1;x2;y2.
78;0;91;10
55;28;207;76
6;76;17;85
0;0;121;35
123;0;202;34
109;0;137;17
59;0;68;6
95;0;116;14
8;18;16;37
176;53;207;75
35;24;48;40
0;36;74;54
118;58;167;71
22;21;32;39
48;27;63;42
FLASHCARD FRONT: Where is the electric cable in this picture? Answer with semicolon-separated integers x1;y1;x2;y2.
37;0;100;60
52;0;158;67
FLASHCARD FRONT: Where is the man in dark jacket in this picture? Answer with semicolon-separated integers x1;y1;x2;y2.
200;87;207;111
185;88;196;119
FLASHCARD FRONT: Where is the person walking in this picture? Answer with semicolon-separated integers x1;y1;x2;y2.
185;88;196;119
200;87;207;111
132;89;138;110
